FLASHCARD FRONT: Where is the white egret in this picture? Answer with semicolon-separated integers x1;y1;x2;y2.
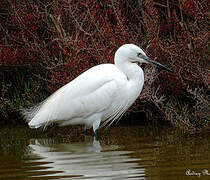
22;44;172;137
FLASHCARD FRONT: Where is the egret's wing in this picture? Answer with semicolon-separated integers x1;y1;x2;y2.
26;64;127;128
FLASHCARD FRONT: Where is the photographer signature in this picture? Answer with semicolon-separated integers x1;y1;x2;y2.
186;169;210;177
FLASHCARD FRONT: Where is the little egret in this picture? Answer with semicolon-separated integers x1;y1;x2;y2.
22;44;172;137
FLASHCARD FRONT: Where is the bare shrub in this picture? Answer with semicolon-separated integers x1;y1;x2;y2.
0;0;209;130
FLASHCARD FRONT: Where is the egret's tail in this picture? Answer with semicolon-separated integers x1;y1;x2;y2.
21;104;43;129
21;85;67;129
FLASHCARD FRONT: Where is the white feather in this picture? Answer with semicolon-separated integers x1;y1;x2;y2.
22;44;155;133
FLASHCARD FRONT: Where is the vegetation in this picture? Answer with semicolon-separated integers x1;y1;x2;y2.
0;0;209;131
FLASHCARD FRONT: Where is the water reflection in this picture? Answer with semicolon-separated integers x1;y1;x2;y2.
0;125;210;179
27;137;145;179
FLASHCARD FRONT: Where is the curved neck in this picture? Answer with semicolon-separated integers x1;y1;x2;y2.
114;54;145;108
115;59;145;103
115;56;144;82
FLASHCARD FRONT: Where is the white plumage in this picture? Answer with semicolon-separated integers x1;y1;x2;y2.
22;44;171;135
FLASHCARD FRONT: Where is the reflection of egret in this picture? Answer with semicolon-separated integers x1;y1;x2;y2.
28;138;145;179
22;44;171;137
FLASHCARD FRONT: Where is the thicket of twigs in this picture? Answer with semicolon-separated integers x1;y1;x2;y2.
0;0;209;131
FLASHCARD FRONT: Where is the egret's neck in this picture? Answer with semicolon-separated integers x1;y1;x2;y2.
115;55;145;103
115;57;144;83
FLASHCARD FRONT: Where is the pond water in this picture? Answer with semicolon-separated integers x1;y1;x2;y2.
0;125;209;180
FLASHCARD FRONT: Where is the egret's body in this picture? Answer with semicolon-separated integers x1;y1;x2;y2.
23;44;171;136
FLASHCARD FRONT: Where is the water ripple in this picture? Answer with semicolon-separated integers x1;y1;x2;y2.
26;138;145;179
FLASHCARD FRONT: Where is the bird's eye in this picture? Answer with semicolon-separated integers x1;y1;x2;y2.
138;53;143;58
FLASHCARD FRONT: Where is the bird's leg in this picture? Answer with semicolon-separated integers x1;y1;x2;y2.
93;118;101;140
94;129;99;140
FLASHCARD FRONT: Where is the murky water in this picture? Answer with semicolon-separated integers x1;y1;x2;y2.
0;125;209;179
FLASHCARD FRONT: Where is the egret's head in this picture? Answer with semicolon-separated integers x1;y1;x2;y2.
115;44;172;72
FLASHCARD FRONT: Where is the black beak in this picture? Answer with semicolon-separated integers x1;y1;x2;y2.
142;55;173;73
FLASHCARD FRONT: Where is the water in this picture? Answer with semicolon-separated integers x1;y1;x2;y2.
0;125;209;179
